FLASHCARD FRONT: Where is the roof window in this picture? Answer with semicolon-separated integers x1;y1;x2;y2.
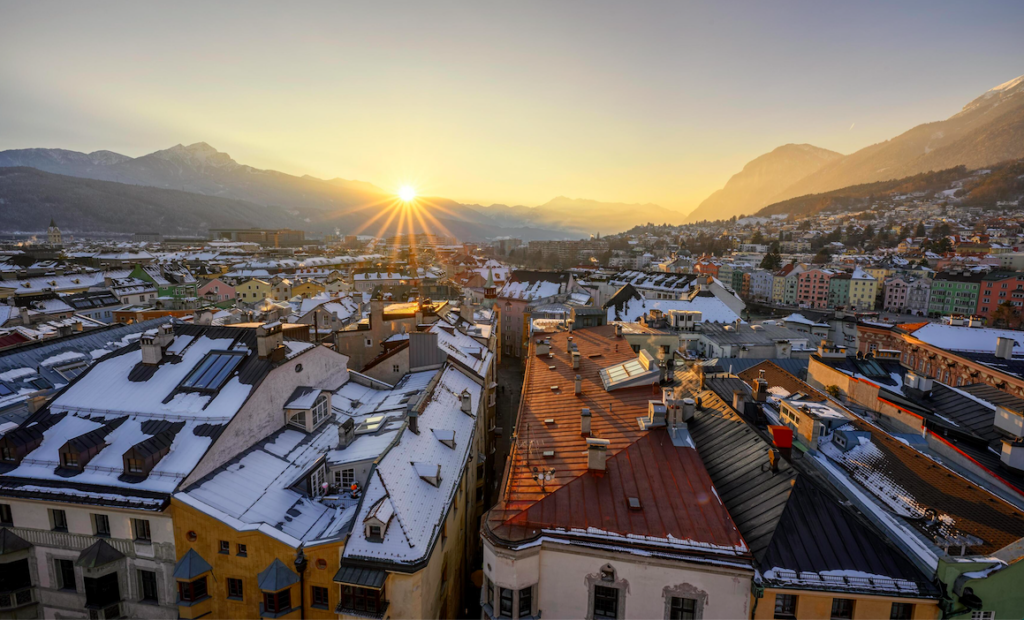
180;350;245;392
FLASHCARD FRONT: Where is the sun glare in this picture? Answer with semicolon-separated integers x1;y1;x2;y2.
398;186;417;202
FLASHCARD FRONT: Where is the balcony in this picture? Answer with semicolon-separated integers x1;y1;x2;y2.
87;602;122;620
0;587;35;610
336;601;390;619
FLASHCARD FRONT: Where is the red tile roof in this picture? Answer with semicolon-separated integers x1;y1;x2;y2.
486;325;749;558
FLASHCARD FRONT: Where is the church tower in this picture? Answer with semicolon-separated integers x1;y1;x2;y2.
47;217;63;247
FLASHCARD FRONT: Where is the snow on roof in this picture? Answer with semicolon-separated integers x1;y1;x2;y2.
52;334;253;420
782;313;830;328
284;387;323;410
607;296;741;325
343;365;480;565
498;279;565;301
428;322;493;378
908;323;1024;355
332;370;436;424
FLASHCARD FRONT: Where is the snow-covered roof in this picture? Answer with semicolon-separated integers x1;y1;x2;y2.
908;323;1024;355
428;321;493;378
606;295;741;325
343;364;480;565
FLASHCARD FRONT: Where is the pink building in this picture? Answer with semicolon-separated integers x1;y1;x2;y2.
796;268;833;309
198;278;235;302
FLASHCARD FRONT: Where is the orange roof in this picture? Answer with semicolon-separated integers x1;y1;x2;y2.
486;325;749;556
896;322;929;333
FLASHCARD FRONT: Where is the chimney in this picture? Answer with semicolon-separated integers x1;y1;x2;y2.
580;407;591;436
18;307;30;325
768;448;781;473
408;409;419;434
460;389;473;415
535;339;550;356
27;394;48;413
659;360;670;385
140;330;164;365
574;374;582;396
681;398;695;422
733;390;747;412
338;419;355;448
257;321;285;359
996;337;1016;360
587;437;609;472
753;369;768;403
614;323;623;338
572;352;581;370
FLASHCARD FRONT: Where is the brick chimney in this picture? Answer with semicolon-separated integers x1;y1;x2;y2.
587;437;609;472
753;369;768;403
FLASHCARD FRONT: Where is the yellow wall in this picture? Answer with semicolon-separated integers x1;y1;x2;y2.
170;498;343;620
292;281;326;298
752;589;940;620
235;279;271;302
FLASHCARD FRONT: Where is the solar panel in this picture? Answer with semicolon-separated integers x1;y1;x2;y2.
181;351;245;391
0;383;12;396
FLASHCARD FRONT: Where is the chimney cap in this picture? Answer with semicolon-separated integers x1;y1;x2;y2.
581;407;591;417
586;437;609;448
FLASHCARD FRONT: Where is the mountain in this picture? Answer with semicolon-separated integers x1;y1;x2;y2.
0;141;496;229
0;166;303;235
0;166;569;241
691;74;1024;223
685;144;842;222
772;74;1024;202
472;196;688;237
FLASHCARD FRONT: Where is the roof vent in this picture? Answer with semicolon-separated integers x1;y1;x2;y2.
413;462;441;487
581;407;592;436
432;428;456;449
996;337;1017;360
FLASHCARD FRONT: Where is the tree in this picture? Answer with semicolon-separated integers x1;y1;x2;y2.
812;248;832;264
760;248;782;271
751;230;765;245
914;221;926;238
991;301;1022;329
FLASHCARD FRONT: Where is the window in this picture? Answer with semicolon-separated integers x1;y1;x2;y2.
774;594;796;619
180;351;245;392
51;508;68;531
594;585;619;618
93;514;110;537
227;577;243;600
126;457;145;474
55;558;76;591
138;570;158;603
669;597;697;619
289;411;307;428
519;586;533;617
132;518;151;542
340;585;385;615
890;602;913;620
393;364;401;374
334;469;355;488
311;585;329;609
0;504;11;526
368;524;382;540
499;588;514;617
365;338;373;347
178;576;208;602
831;598;854;619
237;543;247;556
61;451;79;469
971;613;995;620
311;394;330;428
311;466;326;496
219;540;230;554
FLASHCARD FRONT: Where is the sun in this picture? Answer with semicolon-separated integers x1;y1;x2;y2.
398;186;417;202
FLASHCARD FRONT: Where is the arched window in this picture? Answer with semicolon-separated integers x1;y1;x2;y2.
311;394;330;428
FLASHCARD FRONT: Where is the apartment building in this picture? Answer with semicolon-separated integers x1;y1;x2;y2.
796;269;833;309
927;271;984;317
977;271;1024;322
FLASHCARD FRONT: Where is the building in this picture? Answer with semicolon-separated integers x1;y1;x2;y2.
748;269;774;302
482;325;756;620
695;321;813;359
977;271;1024;324
209;228;306;248
796;269;833;309
497;271;580;358
689;363;941;620
197;278;235;304
46;218;62;248
64;291;122;323
234;278;271;303
848;267;878;311
927;271;984;317
0;322;335;620
827;272;851;308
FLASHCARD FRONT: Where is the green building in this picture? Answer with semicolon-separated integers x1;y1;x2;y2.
928;271;984;316
828;272;851;308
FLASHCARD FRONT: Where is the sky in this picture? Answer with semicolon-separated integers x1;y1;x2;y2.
1;1;1023;214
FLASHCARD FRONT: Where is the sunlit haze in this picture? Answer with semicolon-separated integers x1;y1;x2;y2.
1;1;1023;213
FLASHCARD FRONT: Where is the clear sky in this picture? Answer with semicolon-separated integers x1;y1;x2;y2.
1;1;1022;213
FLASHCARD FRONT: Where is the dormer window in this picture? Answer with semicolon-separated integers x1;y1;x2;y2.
126;458;145;474
368;525;382;539
288;411;307;429
311;394;329;427
61;451;79;469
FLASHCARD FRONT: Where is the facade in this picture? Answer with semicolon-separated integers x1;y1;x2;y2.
749;269;774;302
796;269;833;309
927;271;984;317
197;278;235;303
848;267;877;310
497;270;578;358
827;272;851;308
234;278;271;303
977;271;1024;322
783;265;804;306
47;218;62;248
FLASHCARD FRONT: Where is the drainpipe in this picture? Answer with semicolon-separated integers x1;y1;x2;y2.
295;546;308;620
750;580;764;618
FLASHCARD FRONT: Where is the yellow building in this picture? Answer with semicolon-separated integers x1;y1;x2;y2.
753;589;939;620
849;267;878;310
235;278;271;302
291;280;326;299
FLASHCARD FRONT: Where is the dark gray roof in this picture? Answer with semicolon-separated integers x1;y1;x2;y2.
0;527;31;554
334;564;388;589
76;538;125;568
705;358;809;380
173;548;212;580
960;383;1024;411
957;351;1024;381
258;558;299;592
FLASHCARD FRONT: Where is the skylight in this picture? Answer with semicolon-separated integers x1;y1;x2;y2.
599;351;660;391
180;351;245;392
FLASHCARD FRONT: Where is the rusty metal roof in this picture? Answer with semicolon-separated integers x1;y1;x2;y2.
487;325;749;558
